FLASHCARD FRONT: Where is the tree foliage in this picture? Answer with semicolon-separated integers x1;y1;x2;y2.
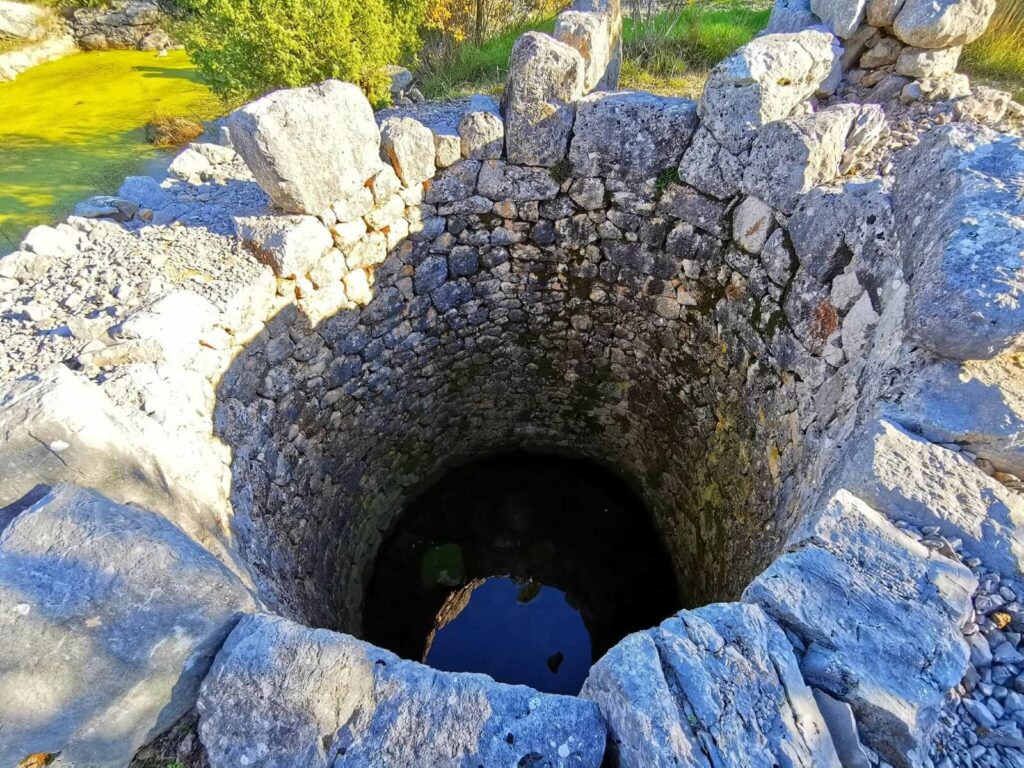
173;0;427;106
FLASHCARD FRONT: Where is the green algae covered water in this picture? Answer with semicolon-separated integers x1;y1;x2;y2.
0;49;224;250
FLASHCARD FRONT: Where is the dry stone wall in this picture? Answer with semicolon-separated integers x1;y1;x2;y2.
0;2;1022;767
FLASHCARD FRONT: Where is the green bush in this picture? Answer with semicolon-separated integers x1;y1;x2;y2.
173;0;426;106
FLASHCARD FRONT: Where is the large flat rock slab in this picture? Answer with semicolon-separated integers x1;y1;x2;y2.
580;602;840;768
836;418;1024;580
198;613;606;767
0;484;256;767
894;124;1024;360
744;490;976;767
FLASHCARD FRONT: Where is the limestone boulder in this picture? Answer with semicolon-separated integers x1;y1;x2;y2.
379;116;436;187
569;0;622;89
744;104;887;213
581;602;841;767
893;124;1024;359
458;106;504;160
502;32;585;167
0;484;255;767
0;0;48;41
765;0;820;33
197;613;606;767
235;214;333;278
888;356;1024;476
569;91;698;181
744;490;976;767
699;29;841;155
228;80;382;215
477;160;559;201
895;45;961;78
812;0;868;38
835;418;1024;579
554;10;610;92
867;0;905;26
678;126;747;199
732;196;775;253
893;0;996;48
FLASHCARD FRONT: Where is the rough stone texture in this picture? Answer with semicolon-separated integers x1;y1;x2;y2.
554;10;610;92
867;0;905;27
835;419;1024;580
458;108;504;160
477;159;559;201
893;0;997;48
744;104;886;213
234;215;333;278
732;195;774;253
765;0;819;32
812;0;868;38
502;32;585;166
198;613;605;767
70;0;164;51
582;602;841;767
0;484;255;767
0;0;48;40
744;490;976;767
895;45;961;78
569;91;698;181
570;0;622;89
891;356;1024;478
893;124;1024;360
379;116;436;187
678;126;747;199
228;80;382;215
699;30;841;154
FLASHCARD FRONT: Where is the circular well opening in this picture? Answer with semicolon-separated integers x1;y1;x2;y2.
363;451;681;694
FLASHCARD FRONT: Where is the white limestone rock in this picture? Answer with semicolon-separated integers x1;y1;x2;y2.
812;0;868;38
836;418;1024;579
570;0;622;89
699;29;841;155
0;484;255;767
458;108;504;160
744;490;976;767
554;9;611;92
581;602;841;768
197;613;606;767
235;214;333;279
569;90;698;181
893;124;1024;359
744;104;886;213
895;45;962;77
502;32;585;167
732;196;775;253
379;116;436;187
228;80;382;215
0;0;48;41
893;0;996;48
765;0;820;33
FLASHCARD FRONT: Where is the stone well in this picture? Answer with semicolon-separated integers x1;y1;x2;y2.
1;0;1023;765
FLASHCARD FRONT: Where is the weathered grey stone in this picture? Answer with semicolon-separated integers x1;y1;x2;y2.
859;36;904;67
570;0;622;89
812;689;872;768
867;0;904;26
228;80;382;215
569;90;698;181
744;104;886;213
765;0;819;33
458;108;504;160
812;0;868;38
198;613;605;767
954;85;1011;124
657;183;731;237
895;45;961;77
678;126;747;200
0;0;48;41
835;418;1024;579
582;602;841;768
235;214;333;278
380;116;436;187
699;30;841;154
891;357;1024;479
477;160;559;201
502;32;585;166
893;0;996;48
554;9;610;92
0;484;255;767
72;194;139;222
744;490;976;767
732;196;774;253
893;124;1024;359
424;159;480;204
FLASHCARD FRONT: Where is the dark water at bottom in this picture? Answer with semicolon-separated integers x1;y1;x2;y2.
364;452;680;695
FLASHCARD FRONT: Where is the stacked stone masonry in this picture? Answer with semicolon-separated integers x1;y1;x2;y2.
0;0;1023;766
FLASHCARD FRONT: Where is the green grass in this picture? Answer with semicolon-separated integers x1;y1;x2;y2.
0;49;224;251
417;6;767;101
963;0;1024;100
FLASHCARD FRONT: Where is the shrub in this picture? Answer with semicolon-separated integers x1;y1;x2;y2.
172;0;427;106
